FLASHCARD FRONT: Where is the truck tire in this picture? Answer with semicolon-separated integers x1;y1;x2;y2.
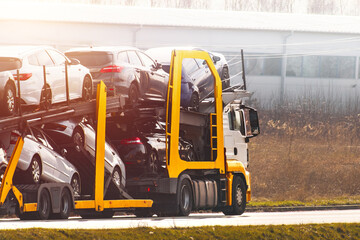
58;189;72;219
223;176;246;216
37;189;51;220
178;177;193;216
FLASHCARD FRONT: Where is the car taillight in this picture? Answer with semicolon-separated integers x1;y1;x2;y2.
100;65;123;73
120;137;142;145
10;131;20;144
13;73;32;81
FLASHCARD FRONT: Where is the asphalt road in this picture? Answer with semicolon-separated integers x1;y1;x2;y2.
1;209;360;229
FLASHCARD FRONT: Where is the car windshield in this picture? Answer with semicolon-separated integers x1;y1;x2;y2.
65;51;112;67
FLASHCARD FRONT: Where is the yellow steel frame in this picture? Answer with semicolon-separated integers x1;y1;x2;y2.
74;81;152;211
226;160;251;203
0;81;152;215
165;50;225;178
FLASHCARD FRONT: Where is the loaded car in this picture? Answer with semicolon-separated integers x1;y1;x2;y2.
0;146;7;185
107;118;197;177
42;118;126;195
0;46;93;108
7;129;81;195
146;47;231;110
65;46;168;105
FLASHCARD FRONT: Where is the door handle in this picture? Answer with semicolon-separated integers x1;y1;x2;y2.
38;145;42;149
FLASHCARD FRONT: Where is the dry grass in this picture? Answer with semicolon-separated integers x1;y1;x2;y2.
249;108;360;201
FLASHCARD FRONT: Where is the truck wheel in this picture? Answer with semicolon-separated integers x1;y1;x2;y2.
178;178;193;216
223;176;246;216
58;189;72;219
37;189;51;220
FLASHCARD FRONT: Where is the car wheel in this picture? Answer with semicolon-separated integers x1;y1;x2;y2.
57;188;72;219
72;128;85;153
70;174;81;196
190;93;199;112
222;176;246;216
40;85;52;109
0;167;5;186
28;156;41;184
82;76;92;101
178;178;193;216
112;167;122;189
128;83;139;105
37;189;51;220
148;151;159;174
187;148;197;161
2;85;16;116
222;67;230;90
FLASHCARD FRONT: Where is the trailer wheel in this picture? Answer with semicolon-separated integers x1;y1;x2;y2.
178;178;193;216
223;176;246;216
37;189;51;220
58;189;72;219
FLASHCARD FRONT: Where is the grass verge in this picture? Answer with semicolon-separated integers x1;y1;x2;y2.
248;196;360;207
1;224;360;239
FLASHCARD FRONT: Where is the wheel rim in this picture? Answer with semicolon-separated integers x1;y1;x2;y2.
112;169;121;187
181;184;190;210
6;88;15;112
31;160;40;183
149;152;158;173
83;78;92;100
71;176;80;196
73;132;83;152
235;184;243;206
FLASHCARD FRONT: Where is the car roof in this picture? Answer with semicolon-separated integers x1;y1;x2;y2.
66;46;140;54
0;45;53;58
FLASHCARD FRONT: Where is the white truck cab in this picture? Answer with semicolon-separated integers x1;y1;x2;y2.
223;100;259;168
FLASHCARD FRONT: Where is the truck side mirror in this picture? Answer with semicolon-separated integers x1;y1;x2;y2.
241;106;260;139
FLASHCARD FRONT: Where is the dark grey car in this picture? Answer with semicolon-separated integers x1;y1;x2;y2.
65;47;168;105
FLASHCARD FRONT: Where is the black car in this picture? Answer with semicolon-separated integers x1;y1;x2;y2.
107;119;197;177
65;46;168;105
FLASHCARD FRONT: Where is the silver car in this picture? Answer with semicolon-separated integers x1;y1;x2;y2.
7;128;81;195
0;46;93;108
42;118;126;190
